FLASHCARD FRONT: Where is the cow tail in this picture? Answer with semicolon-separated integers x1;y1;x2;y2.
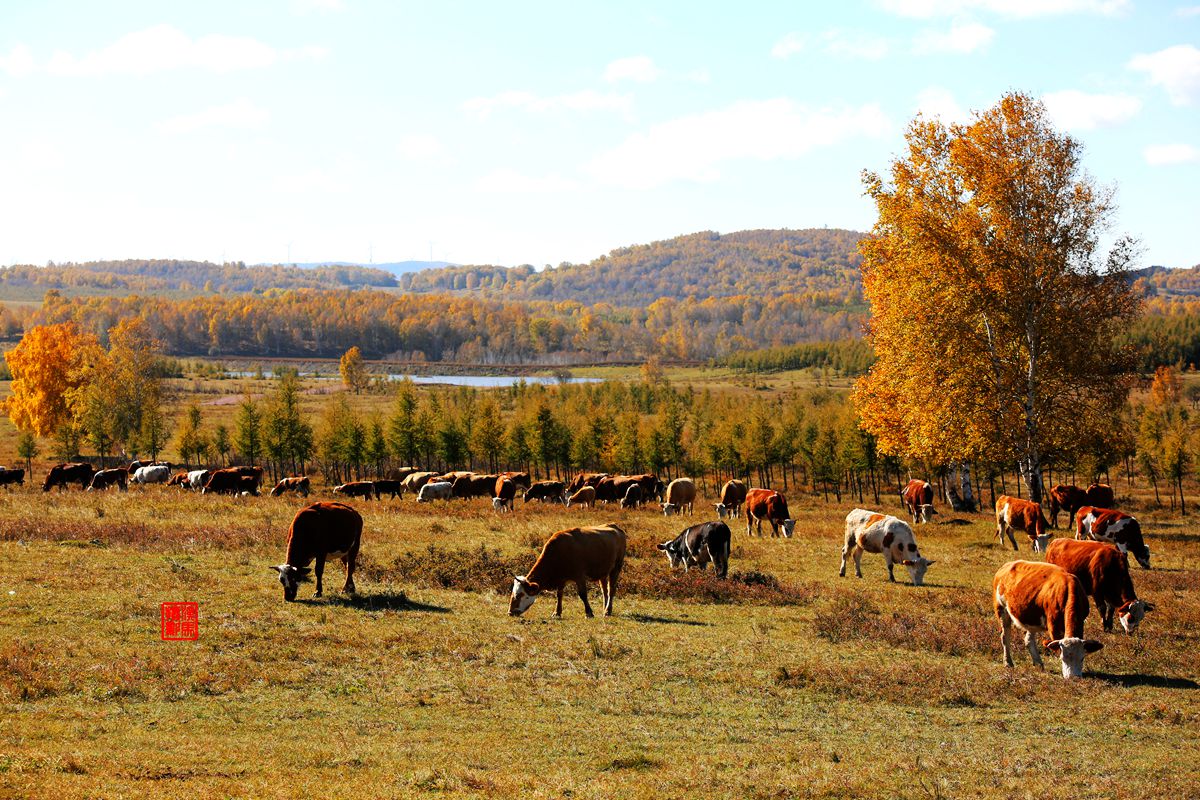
720;534;731;579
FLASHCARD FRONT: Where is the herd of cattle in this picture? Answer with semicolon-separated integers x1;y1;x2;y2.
21;458;1161;680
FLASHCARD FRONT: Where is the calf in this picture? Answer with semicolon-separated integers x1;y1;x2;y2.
417;480;453;502
620;484;642;509
714;479;747;519
1046;538;1152;633
373;479;403;499
1048;484;1088;529
744;488;795;538
270;501;362;602
510;524;626;618
271;476;311;497
0;467;25;488
493;476;516;512
839;509;934;586
901;479;937;524
333;481;377;500
43;462;95;492
995;495;1052;552
660;477;696;516
566;485;596;508
87;468;128;492
524;480;565;504
993;560;1102;679
1076;506;1151;569
657;521;731;578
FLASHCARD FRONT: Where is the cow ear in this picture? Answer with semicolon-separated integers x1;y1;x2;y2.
269;565;284;574
923;559;936;566
657;543;669;550
525;581;541;594
1143;602;1155;612
1084;640;1104;653
1044;639;1062;653
882;532;894;548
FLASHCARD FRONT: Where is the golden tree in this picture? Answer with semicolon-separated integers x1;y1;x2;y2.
339;346;369;394
854;92;1140;503
4;323;103;438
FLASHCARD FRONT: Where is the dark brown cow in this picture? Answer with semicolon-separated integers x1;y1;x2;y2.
271;476;311;497
373;479;403;499
452;473;499;500
385;467;418;482
1048;484;1088;529
993;560;1102;679
238;475;261;496
901;479;936;524
524;480;566;504
510;524;627;617
88;468;128;492
166;471;189;487
620;483;642;509
334;481;377;500
714;479;747;519
202;468;245;495
1075;506;1151;569
995;495;1052;552
1046;538;1152;633
596;475;639;503
493;476;517;512
1085;483;1115;509
0;468;26;488
231;465;265;490
43;463;94;492
270;501;362;602
568;472;608;494
744;488;795;537
501;471;532;490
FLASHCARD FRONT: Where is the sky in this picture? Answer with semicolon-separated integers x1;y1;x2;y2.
0;0;1198;269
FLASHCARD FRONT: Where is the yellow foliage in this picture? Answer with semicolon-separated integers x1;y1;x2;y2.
4;323;102;437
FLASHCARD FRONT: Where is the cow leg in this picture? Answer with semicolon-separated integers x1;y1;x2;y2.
839;541;850;578
314;554;326;598
555;587;564;617
1098;597;1114;632
999;614;1014;668
884;553;896;582
605;568;619;616
342;544;358;595
1006;526;1019;551
577;580;594;618
1025;631;1043;668
853;547;864;579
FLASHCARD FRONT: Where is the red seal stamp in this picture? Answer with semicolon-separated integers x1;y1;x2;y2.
160;602;199;641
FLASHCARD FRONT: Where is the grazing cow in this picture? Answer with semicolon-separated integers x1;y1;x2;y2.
510;524;626;618
840;509;935;586
1075;507;1151;569
87;468;128;492
660;477;697;516
373;479;403;499
744;488;795;538
901;479;937;524
993;560;1103;679
629;473;662;502
400;470;437;496
270;502;362;602
166;471;188;487
524;480;566;504
657;521;732;578
0;468;25;488
202;468;245;495
131;464;171;486
493;477;516;512
500;471;532;491
238;476;260;496
566;485;596;509
714;479;748;519
453;473;499;500
620;484;642;509
230;465;265;490
186;469;211;491
1048;484;1088;529
417;480;453;502
995;495;1053;552
385;467;418;482
271;476;312;497
1046;539;1152;633
567;472;608;494
1085;483;1115;510
43;463;95;492
334;481;377;500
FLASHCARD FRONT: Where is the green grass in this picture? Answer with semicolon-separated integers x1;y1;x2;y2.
1;486;1197;799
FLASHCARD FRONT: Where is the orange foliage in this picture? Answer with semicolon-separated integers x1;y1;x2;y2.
4;323;103;437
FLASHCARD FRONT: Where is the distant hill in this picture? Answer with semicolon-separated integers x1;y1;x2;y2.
278;260;455;276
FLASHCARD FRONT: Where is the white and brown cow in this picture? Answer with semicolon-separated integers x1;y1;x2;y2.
901;479;937;524
840;509;934;585
566;485;596;508
1046;538;1152;634
492;476;517;513
995;495;1053;552
714;479;747;519
510;524;627;618
1075;506;1151;569
744;488;795;538
270;501;362;602
660;477;696;516
993;560;1103;679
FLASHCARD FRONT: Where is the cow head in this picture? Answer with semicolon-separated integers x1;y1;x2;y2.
781;518;796;538
509;576;541;616
661;503;679;516
1130;544;1151;570
900;556;935;586
657;539;686;569
1117;599;1152;634
1031;533;1054;553
917;504;937;523
714;503;728;518
270;564;312;602
1044;637;1103;679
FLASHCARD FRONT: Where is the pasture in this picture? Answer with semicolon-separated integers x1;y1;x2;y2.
1;483;1198;799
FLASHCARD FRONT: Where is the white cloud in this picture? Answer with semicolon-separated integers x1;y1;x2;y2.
1041;89;1141;130
156;99;269;135
43;24;323;77
878;0;1127;17
913;21;994;54
474;168;577;193
1144;143;1198;165
771;32;807;59
397;134;446;160
0;44;34;77
1178;5;1200;16
585;99;890;189
915;86;971;123
462;89;631;119
1129;45;1200;105
604;56;661;83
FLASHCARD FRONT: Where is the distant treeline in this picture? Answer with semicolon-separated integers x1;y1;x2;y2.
717;340;875;376
0;259;397;296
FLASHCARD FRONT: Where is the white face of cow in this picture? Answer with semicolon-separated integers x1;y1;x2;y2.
1117;599;1151;634
714;503;728;519
661;503;678;516
781;518;796;538
1045;637;1103;679
901;557;935;586
918;504;937;523
509;576;540;616
270;564;310;602
657;540;686;568
1032;533;1054;553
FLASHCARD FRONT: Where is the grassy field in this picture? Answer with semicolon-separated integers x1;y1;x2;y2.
1;482;1197;799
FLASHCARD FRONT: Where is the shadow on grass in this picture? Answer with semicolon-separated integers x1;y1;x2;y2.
1091;672;1200;690
626;612;711;627
301;590;451;613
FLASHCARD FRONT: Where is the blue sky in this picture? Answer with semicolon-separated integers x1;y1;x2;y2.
1;0;1197;269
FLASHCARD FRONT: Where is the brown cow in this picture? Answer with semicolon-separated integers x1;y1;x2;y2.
270;502;362;602
166;471;189;487
509;524;626;617
43;463;94;492
373;479;403;499
1085;483;1115;509
0;468;25;488
901;479;936;524
568;472;608;494
744;488;795;537
334;481;377;500
1048;485;1088;529
524;480;565;504
231;465;265;490
1046;538;1152;633
400;470;437;496
493;476;517;512
500;471;532;490
660;477;696;516
994;495;1052;552
202;468;246;495
453;473;498;500
714;479;747;519
566;485;596;508
87;468;128;492
238;476;261;496
271;476;311;497
993;560;1102;679
1075;506;1151;569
